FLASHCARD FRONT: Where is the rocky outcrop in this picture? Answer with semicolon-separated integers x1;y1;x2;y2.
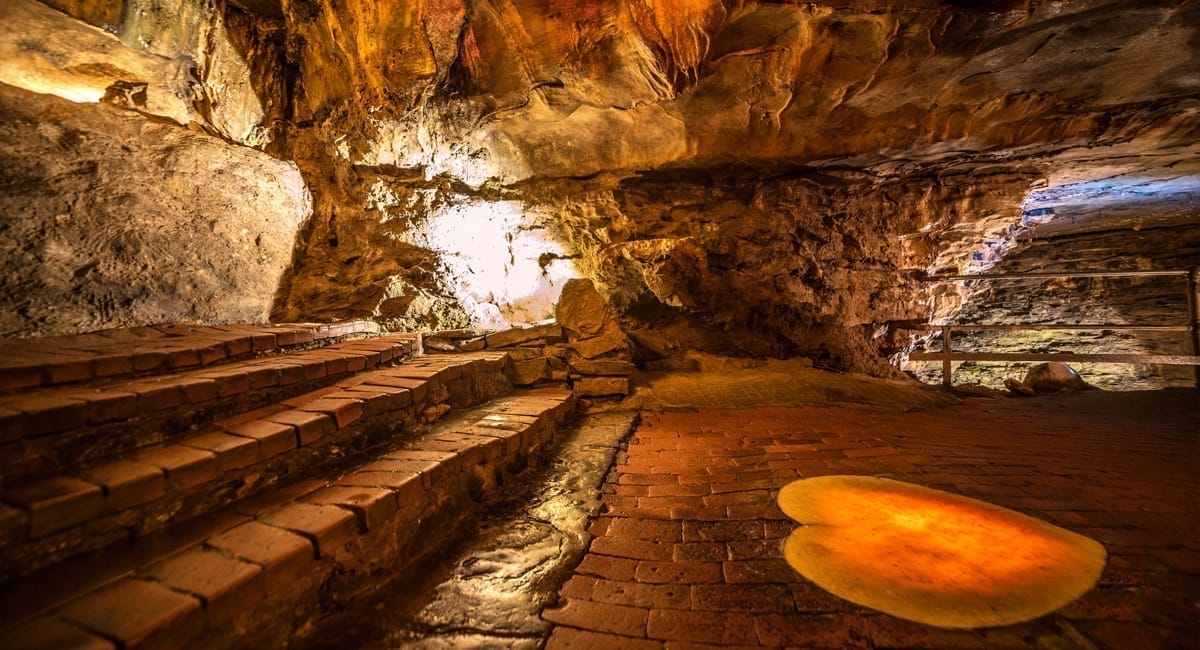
0;0;194;125
0;83;310;336
512;169;1034;375
0;0;290;147
3;0;1197;380
264;0;1197;376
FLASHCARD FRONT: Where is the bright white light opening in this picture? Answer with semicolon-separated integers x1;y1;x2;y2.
406;199;580;328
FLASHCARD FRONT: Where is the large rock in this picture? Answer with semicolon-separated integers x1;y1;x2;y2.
553;278;632;362
0;83;310;337
483;323;564;349
568;324;630;360
1005;363;1094;396
555;278;615;338
573;376;631;398
0;0;195;126
0;0;287;146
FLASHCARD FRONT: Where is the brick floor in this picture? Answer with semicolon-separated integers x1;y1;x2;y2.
544;390;1200;648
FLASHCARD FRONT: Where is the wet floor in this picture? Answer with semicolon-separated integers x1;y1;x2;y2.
293;412;637;649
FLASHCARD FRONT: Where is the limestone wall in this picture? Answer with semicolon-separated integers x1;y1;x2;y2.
0;84;310;336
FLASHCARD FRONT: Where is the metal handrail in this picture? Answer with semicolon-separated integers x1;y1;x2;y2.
906;267;1200;388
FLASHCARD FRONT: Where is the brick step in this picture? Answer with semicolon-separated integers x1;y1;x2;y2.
0;321;381;394
0;387;576;649
0;333;419;485
0;351;512;582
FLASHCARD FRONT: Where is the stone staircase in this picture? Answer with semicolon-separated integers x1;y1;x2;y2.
0;321;579;649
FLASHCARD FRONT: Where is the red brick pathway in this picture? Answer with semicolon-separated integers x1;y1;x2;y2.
544;391;1199;649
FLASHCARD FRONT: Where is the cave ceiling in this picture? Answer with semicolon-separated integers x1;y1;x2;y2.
271;0;1200;185
10;0;1198;188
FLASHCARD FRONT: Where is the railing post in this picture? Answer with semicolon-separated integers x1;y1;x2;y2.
941;325;953;389
1188;267;1200;389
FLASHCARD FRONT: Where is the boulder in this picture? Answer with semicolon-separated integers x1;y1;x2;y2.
484;323;564;349
0;84;309;337
573;377;630;398
555;279;616;338
1006;362;1094;396
569;359;636;376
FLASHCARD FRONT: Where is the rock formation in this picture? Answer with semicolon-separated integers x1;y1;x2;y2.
0;83;309;337
1;0;1197;378
1004;362;1095;395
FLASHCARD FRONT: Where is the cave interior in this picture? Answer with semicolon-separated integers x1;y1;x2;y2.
0;0;1197;648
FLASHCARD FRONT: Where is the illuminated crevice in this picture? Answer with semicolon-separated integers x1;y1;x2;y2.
402;198;581;328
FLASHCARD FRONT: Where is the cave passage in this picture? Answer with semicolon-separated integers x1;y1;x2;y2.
0;0;1197;648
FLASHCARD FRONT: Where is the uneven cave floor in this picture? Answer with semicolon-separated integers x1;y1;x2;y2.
295;371;1199;650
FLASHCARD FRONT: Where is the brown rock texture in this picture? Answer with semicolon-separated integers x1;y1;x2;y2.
2;0;1197;377
1;0;290;146
556;278;616;339
259;0;1197;374
0;83;310;336
278;0;1199;183
524;170;1036;374
555;278;634;396
908;220;1200;390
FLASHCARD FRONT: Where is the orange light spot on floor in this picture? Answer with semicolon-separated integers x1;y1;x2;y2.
778;476;1107;628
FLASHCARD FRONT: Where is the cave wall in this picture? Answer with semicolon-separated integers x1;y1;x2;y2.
909;223;1200;390
513;169;1036;374
0;83;310;337
2;0;1197;378
265;150;1039;374
266;0;1198;378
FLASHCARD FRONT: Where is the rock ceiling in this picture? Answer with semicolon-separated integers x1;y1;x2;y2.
277;0;1200;183
20;0;1194;181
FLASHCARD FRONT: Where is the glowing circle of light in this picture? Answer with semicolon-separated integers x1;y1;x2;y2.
777;475;1107;628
